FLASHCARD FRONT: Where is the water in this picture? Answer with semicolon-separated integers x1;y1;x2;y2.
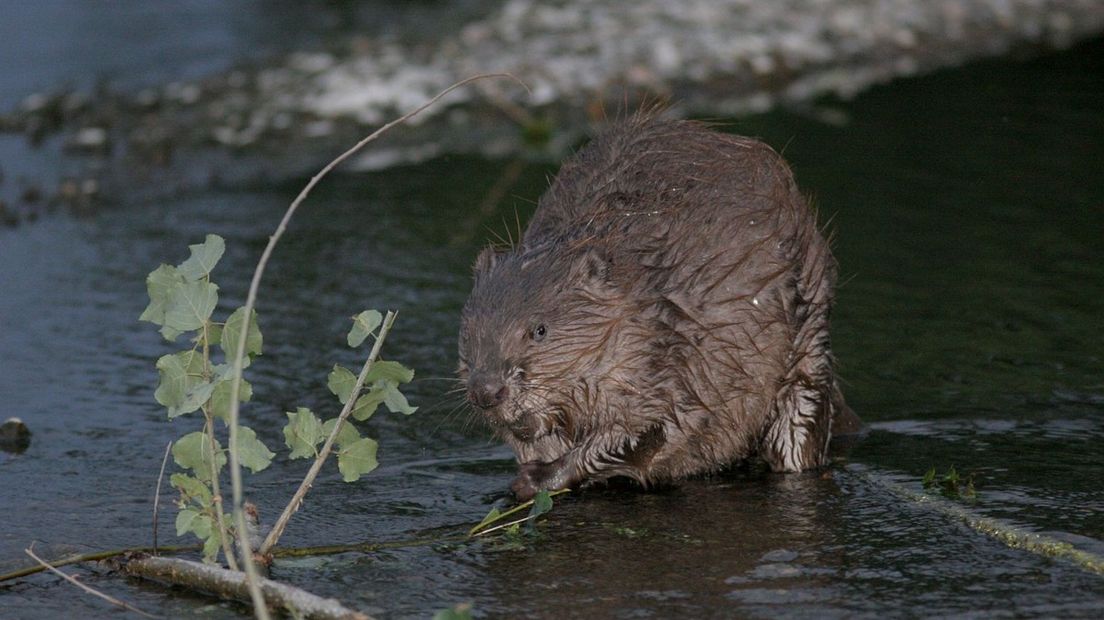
2;12;1103;619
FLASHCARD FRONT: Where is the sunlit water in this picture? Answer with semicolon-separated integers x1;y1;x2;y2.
2;28;1103;620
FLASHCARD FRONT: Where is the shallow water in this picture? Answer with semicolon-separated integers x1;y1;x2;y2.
2;22;1103;620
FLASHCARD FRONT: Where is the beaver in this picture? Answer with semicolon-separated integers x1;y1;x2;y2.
458;115;859;500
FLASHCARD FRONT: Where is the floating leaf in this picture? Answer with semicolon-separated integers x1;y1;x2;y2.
178;234;226;282
321;418;361;448
327;364;358;404
347;310;382;348
210;377;252;423
163;280;219;333
221;306;263;360
283;407;325;459
173;431;226;482
337;437;378;482
366;360;415;385
170;473;212;506
139;264;185;326
235;426;274;473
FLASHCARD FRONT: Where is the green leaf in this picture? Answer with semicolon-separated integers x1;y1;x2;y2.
383;382;418;415
283;407;325;459
366;360;414;384
209;377;252;423
175;508;208;537
139;264;186;326
347;310;382;348
177;234;226;282
170;473;212;506
173;431;226;482
471;507;502;535
350;386;387;421
327;365;358;404
163;280;219;333
528;490;553;521
943;465;959;485
155;350;213;418
321;418;361;448
922;467;936;488
206;323;223;346
337;437;378;482
235;426;274;474
201;533;221;564
221;307;263;360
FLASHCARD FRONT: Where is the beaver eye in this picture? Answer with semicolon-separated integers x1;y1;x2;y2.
531;324;547;342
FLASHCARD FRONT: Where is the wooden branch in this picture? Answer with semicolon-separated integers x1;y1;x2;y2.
25;547;158;618
121;555;371;620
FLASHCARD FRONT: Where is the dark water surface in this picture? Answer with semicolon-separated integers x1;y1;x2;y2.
2;24;1103;620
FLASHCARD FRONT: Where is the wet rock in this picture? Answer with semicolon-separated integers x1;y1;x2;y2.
0;417;32;454
64;127;112;154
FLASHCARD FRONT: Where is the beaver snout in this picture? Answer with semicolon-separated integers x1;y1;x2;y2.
468;376;509;410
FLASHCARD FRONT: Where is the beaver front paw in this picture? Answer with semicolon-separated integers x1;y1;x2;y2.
511;459;570;501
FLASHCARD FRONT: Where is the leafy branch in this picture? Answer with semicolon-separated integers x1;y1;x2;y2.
132;73;523;618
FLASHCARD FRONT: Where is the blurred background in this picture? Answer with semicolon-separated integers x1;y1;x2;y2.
2;2;1103;618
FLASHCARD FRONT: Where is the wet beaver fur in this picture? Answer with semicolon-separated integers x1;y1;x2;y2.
458;115;859;500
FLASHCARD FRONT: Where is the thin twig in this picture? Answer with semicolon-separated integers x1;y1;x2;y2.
205;417;240;571
259;311;397;556
152;441;172;555
470;516;531;537
202;322;240;571
468;489;570;536
270;534;468;558
222;75;526;616
25;546;159;619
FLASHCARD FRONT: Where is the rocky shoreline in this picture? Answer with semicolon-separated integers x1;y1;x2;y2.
1;0;1103;220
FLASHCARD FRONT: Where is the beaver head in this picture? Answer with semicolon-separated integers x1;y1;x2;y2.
458;237;621;463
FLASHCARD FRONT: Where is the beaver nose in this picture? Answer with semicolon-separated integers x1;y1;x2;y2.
469;380;508;410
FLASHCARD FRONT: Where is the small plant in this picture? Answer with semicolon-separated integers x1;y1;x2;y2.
922;465;977;500
469;489;561;538
140;234;415;564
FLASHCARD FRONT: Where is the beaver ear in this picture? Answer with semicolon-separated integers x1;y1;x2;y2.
579;248;612;287
473;246;504;281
